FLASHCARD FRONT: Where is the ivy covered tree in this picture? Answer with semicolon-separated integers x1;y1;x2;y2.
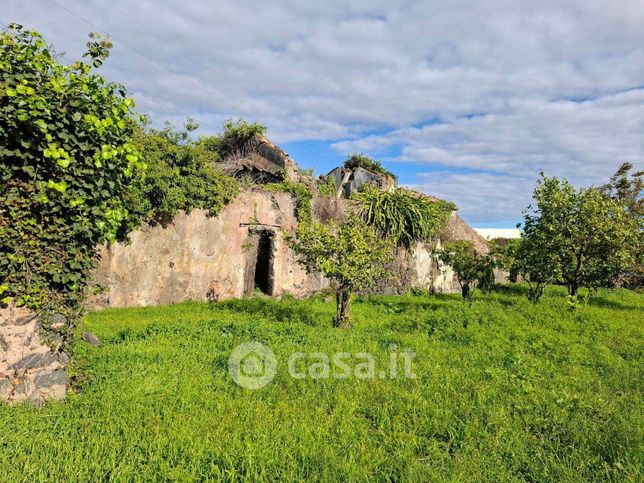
436;240;495;300
286;215;394;328
520;173;639;299
0;24;145;312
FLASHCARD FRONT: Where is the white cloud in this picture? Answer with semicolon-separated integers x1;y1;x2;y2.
409;171;536;224
3;0;644;223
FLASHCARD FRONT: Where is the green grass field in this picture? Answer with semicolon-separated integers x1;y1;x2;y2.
1;286;642;481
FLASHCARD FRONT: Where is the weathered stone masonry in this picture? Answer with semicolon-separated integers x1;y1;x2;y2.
0;304;68;405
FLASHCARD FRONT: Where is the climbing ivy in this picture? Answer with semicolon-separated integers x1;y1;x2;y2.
317;175;336;197
0;24;145;310
122;120;240;229
263;180;313;223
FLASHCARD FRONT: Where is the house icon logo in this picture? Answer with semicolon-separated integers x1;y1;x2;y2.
228;342;277;389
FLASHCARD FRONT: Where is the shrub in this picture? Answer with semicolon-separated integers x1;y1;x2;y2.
124;120;239;228
343;153;396;179
352;184;455;249
215;118;267;158
436;240;495;300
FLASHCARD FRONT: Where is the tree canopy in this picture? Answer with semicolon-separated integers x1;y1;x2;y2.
519;173;639;299
436;240;495;300
286;215;394;327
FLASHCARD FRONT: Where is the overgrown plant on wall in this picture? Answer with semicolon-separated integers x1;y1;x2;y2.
343;153;396;179
286;215;394;328
0;25;145;325
353;185;455;249
317;175;336;197
123;119;240;229
212;118;268;159
263;180;313;223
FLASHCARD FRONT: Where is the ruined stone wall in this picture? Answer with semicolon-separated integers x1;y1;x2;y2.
88;191;500;309
89;190;329;309
0;304;68;405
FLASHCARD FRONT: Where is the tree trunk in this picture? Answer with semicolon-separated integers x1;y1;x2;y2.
569;280;579;297
569;252;584;297
335;288;351;328
461;283;471;300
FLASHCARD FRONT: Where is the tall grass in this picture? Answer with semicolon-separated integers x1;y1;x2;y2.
0;286;642;481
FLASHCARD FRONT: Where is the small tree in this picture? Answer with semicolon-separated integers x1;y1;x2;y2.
436;240;494;300
521;173;638;298
514;236;560;303
600;163;643;289
489;238;522;282
286;215;394;328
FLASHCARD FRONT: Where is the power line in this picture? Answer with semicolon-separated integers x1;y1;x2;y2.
44;0;240;134
38;0;326;169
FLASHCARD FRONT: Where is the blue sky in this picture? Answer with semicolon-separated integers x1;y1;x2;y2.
4;0;643;227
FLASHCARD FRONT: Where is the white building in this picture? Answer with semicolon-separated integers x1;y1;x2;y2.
474;228;521;240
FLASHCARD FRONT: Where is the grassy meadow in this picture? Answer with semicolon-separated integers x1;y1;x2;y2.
0;285;642;481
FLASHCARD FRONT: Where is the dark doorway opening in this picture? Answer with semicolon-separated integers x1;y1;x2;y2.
254;231;273;295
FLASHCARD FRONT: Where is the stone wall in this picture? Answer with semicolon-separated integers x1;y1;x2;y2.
0;304;68;405
88;190;499;309
89;190;329;309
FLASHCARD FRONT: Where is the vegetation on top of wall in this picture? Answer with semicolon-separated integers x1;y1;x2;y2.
262;180;313;223
352;185;455;249
317;175;337;197
343;153;396;179
211;118;268;158
0;24;145;312
123;119;240;229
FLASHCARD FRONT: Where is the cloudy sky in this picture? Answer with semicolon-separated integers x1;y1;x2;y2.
4;0;643;227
